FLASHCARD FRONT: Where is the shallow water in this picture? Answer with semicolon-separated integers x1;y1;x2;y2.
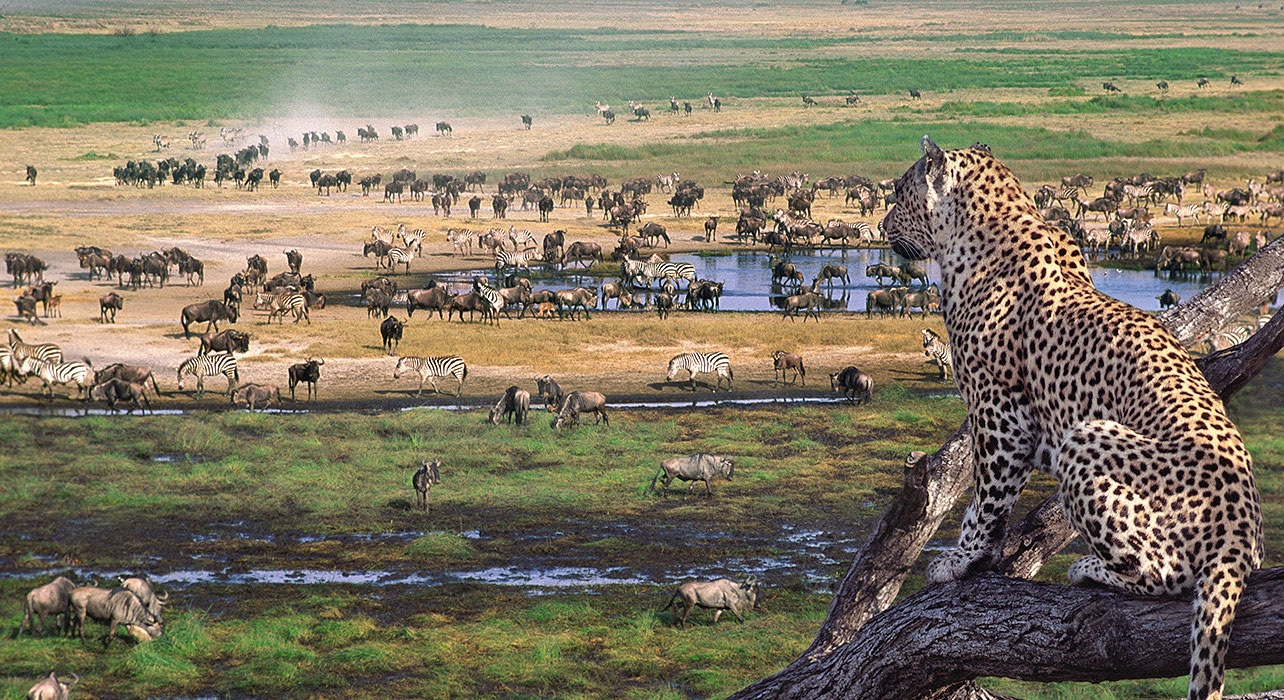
441;248;1211;313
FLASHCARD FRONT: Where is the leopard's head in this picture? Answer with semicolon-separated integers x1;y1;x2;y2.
881;136;968;261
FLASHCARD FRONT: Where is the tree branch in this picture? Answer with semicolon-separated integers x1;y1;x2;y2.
732;568;1284;699
732;239;1284;698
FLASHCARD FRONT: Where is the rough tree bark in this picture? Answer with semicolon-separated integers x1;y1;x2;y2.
731;237;1284;699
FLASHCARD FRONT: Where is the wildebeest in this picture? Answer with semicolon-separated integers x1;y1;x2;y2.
489;385;531;425
99;292;123;323
231;382;281;411
908;89;922;99
660;576;759;629
649;453;734;498
564;241;603;268
535;375;564;412
817;264;849;287
90;378;152;414
1158;289;1181;310
25;671;78;700
436;121;452;137
119;575;168;623
93;363;161;398
771;350;805;386
412;458;442;513
199;328;250;356
405;286;451;319
1103;81;1121;92
25;165;37;186
288;358;323;401
865;262;901;287
19;576;77;637
69;586;162;645
284;249;303;275
521;114;533;129
180;300;238;338
380;316;405;354
551;390;609;429
830;365;873;404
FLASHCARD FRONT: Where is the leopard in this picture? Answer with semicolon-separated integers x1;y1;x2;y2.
881;137;1262;700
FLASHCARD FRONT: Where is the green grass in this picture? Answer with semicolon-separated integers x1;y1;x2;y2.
542;118;1284;183
0;25;1277;126
933;90;1284;117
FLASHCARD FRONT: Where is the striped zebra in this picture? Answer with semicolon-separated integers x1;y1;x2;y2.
0;345;14;386
371;225;395;245
922;329;953;381
18;357;94;399
446;228;475;257
507;227;538;254
385;247;413;274
177;352;239;399
473;284;504;327
634;259;697;290
1164;202;1204;227
7;329;62;365
1122;184;1153;206
398;224;426;255
394;355;468;397
666;351;733;392
265;292;310;325
494;249;541;275
851;220;880;244
1051;185;1080;206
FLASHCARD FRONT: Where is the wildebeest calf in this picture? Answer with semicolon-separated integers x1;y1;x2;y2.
231;383;281;411
91;378;152;414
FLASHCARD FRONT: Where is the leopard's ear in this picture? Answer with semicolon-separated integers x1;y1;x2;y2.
921;135;944;165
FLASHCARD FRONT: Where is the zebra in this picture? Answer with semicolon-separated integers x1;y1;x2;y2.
1051;185;1081;206
394;355;468;397
637;260;697;290
177;352;239;399
371;225;395;245
7;329;62;365
922;329;953;381
385;247;413;274
1165;202;1204;227
398;225;426;256
265;292;309;325
666;352;733;392
18;357;94;399
494;249;541;276
507;228;538;254
474;283;504;327
446;228;475;257
1122;184;1154;207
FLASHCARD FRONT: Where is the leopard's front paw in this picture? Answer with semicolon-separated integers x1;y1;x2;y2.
926;548;994;584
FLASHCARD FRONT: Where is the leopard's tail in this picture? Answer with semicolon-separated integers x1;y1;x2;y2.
1187;562;1249;700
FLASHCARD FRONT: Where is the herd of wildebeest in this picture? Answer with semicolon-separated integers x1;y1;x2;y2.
10;107;1284;697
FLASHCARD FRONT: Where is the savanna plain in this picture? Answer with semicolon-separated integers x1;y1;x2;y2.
1;1;1283;698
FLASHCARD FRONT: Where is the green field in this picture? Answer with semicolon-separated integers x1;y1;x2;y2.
0;25;1280;126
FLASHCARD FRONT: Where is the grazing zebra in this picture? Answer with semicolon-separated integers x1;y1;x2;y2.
385;247;413;274
398;225;426;255
394;355;468;397
177;352;239;399
7;329;62;365
922;329;953;381
474;284;504;326
18;357;94;399
264;292;309;325
666;352;733;392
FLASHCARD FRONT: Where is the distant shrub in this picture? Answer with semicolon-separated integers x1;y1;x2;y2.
1048;85;1087;97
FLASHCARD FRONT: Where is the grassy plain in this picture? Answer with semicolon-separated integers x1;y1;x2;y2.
2;1;1284;698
